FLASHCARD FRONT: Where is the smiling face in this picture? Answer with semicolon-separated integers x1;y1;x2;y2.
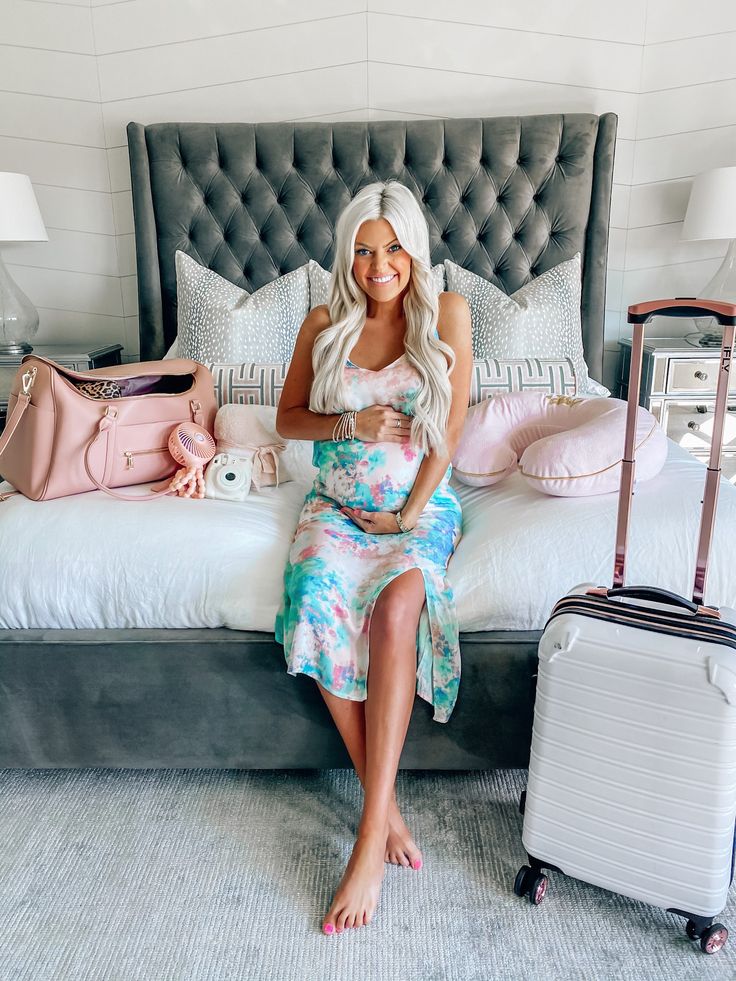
352;218;412;310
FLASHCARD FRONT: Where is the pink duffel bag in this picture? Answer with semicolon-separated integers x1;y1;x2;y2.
0;355;216;501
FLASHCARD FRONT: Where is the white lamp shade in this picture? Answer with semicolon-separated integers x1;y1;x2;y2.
0;172;48;242
681;166;736;242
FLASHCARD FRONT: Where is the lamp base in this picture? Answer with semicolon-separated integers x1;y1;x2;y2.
695;238;736;346
0;341;33;356
0;249;40;354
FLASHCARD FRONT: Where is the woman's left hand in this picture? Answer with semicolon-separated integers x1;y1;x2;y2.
339;506;410;535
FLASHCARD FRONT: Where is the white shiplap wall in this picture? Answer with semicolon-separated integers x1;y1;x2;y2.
366;0;736;387
1;0;734;386
624;1;736;360
0;0;123;350
0;0;369;360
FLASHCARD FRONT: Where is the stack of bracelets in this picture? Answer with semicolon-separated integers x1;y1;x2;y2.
332;410;357;441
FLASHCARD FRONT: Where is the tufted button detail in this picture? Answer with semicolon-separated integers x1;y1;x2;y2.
441;230;449;241
516;158;522;166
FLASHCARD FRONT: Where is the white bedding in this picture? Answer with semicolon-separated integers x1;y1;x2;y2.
1;439;734;631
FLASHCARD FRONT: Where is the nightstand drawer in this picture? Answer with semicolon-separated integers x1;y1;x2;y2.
666;358;735;394
660;400;736;454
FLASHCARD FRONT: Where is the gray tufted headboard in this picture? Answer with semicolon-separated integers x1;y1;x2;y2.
127;114;617;374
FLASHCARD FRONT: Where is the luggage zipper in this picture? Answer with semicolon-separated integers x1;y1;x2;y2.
124;447;169;469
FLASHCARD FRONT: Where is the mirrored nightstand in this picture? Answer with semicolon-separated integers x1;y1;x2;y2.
616;336;736;483
0;344;124;434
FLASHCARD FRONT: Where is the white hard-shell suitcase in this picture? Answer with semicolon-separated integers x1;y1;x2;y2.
515;299;736;955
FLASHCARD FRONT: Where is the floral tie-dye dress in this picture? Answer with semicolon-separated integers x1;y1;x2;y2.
274;345;463;723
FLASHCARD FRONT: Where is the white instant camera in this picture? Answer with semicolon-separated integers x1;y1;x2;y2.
204;453;253;501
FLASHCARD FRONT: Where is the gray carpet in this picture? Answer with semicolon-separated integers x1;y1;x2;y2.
0;768;733;981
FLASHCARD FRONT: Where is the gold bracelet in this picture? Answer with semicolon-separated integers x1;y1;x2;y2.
395;509;410;533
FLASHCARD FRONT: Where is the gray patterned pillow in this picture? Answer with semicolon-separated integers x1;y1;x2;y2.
206;361;288;408
469;358;577;404
176;251;324;363
445;254;609;397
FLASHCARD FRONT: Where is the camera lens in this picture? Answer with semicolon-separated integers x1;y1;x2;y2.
225;472;236;481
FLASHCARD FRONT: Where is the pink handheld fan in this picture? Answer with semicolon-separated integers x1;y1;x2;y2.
166;422;216;498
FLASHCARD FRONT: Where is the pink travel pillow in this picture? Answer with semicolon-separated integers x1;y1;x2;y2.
452;392;667;496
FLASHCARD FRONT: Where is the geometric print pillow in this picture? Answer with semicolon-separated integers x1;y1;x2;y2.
206;362;289;408
469;358;577;404
209;356;577;409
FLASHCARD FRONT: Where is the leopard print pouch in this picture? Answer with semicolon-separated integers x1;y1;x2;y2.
74;379;124;399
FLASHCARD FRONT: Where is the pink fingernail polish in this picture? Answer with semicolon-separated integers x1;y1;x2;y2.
323;923;334;934
412;858;422;869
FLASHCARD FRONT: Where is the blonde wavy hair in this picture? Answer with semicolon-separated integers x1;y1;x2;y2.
308;180;455;457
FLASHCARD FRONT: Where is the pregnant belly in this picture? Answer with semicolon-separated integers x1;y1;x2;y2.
313;439;423;511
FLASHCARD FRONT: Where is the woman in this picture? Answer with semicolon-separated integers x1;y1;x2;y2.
274;179;471;935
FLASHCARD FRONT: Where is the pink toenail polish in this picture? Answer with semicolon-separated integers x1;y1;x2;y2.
323;923;334;934
412;858;422;869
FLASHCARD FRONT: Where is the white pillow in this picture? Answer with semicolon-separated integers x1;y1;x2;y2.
176;250;319;363
444;254;609;397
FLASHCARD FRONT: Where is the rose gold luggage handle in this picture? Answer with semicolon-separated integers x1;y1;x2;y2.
614;298;736;602
587;585;720;619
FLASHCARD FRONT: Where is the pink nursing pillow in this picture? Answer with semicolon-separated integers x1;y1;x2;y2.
452;392;667;496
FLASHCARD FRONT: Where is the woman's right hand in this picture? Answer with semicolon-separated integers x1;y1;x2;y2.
355;404;411;442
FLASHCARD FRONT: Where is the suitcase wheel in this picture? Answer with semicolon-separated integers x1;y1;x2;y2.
686;919;729;954
529;872;548;906
513;865;548;905
513;866;531;897
701;924;728;955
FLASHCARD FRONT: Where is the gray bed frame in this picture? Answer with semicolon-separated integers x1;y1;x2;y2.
0;113;616;768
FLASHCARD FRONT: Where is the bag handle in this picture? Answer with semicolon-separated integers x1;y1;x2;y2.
0;365;37;459
83;406;175;501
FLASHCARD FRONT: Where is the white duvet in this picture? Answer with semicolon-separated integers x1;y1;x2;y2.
1;439;734;631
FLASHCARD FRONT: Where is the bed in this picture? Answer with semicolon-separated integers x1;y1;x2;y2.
5;112;728;771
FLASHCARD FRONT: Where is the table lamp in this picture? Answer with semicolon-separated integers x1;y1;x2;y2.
681;165;736;346
0;172;48;354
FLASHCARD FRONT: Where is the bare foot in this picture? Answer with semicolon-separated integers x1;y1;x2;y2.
385;799;423;869
322;829;386;933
